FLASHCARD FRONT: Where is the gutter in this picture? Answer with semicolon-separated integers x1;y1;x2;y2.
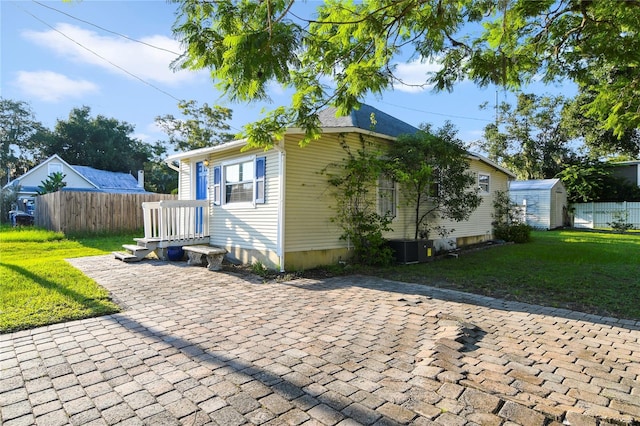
274;139;286;272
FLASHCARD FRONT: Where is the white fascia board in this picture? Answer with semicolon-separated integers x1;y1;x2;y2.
467;152;517;178
164;139;249;164
285;126;398;142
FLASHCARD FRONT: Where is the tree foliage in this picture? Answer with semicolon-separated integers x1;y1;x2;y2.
323;136;394;266
481;93;575;180
155;100;235;151
388;122;481;239
1;183;20;224
36;106;156;174
556;162;640;203
0;98;45;184
171;0;640;148
562;88;640;159
37;172;67;195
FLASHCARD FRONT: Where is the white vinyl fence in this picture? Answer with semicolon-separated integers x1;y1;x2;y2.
573;202;640;229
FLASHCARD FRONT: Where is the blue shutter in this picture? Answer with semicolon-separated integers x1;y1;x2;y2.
255;157;265;204
212;166;221;206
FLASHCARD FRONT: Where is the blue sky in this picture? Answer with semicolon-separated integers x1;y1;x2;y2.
1;1;576;151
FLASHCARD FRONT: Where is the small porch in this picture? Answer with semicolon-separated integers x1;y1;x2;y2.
114;200;211;262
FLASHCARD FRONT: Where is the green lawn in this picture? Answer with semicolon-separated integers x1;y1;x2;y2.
368;230;640;320
0;226;139;333
1;227;639;334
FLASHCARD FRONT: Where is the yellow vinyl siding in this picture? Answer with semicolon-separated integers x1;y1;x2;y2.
284;132;388;253
207;149;280;264
352;156;508;245
422;160;510;247
178;159;192;200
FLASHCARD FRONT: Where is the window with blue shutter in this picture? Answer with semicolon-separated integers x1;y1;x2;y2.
255;157;265;204
212;166;221;206
216;156;266;206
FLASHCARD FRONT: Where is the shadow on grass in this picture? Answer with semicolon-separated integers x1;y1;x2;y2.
1;262;119;328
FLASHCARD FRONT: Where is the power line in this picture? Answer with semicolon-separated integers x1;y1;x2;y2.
13;2;246;135
378;101;493;123
31;0;182;56
12;1;182;102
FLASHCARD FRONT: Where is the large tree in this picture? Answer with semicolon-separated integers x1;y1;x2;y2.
39;106;157;174
0;98;44;184
155;100;235;151
481;93;575;180
562;88;640;159
171;0;640;148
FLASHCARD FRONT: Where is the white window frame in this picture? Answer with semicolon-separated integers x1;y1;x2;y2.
48;163;63;176
220;155;257;208
378;174;397;219
478;173;490;194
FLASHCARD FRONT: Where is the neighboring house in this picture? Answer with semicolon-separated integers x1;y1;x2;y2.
610;160;640;187
509;179;567;230
3;154;148;214
157;104;515;270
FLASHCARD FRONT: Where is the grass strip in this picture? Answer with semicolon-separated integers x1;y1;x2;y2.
0;226;138;333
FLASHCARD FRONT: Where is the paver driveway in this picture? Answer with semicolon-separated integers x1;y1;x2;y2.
1;255;639;426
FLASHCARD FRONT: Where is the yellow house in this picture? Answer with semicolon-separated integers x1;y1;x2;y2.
160;105;515;271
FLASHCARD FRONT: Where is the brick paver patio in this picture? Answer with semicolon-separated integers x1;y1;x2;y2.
1;255;639;425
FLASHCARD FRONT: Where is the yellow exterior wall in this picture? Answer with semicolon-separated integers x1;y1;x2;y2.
283;132;390;269
207;148;282;268
176;133;513;271
282;134;512;268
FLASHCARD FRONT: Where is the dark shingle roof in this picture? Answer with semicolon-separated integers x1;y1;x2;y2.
317;104;419;138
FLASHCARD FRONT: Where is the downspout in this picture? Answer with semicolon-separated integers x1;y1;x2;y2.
274;139;286;272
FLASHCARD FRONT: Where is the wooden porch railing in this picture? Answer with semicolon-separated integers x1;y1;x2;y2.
142;200;210;242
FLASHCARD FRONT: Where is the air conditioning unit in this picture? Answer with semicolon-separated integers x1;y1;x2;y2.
387;239;434;264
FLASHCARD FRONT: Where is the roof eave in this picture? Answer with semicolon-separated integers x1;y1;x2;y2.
467;152;517;178
164;139;249;164
285;126;398;141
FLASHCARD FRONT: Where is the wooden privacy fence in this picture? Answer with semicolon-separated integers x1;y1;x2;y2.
35;191;176;234
573;201;640;229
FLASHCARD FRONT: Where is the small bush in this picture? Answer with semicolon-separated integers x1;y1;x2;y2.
250;261;270;277
494;223;532;243
352;231;394;267
608;211;634;233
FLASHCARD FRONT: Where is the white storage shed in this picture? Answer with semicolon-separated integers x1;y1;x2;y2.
509;179;567;229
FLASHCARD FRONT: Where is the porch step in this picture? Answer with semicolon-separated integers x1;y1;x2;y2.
113;251;142;262
133;238;160;250
113;243;155;262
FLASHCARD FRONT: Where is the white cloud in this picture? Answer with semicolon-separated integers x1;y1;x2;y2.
22;23;196;85
392;59;443;93
16;71;99;102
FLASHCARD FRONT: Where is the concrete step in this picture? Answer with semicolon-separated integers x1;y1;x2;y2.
113;251;141;262
133;238;160;249
122;244;152;254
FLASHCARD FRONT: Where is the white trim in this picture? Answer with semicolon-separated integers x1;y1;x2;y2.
467;152;517;179
275;140;286;272
478;172;491;195
286;126;399;142
164;139;247;164
219;154;257;209
2;154;99;190
48;163;63;176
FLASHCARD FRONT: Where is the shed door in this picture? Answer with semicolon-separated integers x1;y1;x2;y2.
195;161;207;233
